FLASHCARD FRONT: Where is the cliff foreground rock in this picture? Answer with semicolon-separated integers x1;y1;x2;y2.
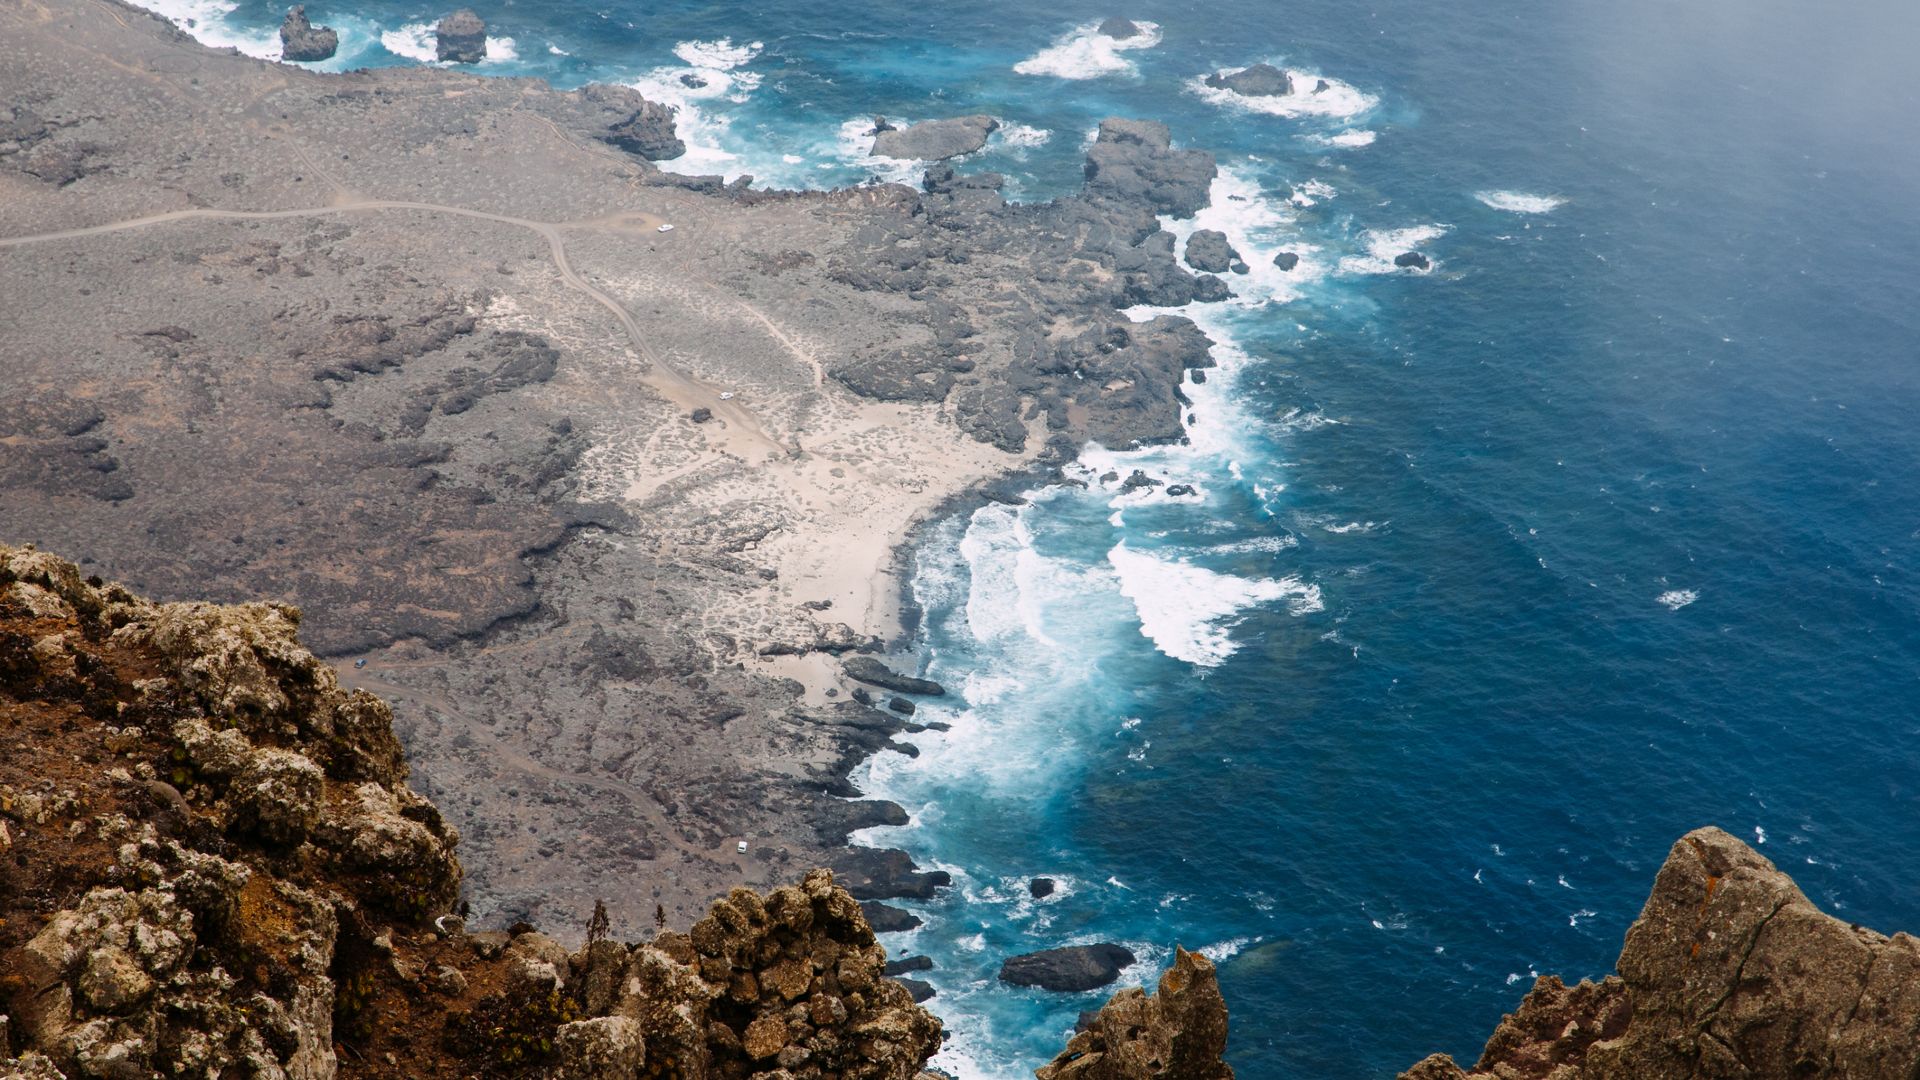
1404;827;1920;1080
0;544;941;1079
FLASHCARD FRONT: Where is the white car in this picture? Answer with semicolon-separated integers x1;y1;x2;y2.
657;223;675;233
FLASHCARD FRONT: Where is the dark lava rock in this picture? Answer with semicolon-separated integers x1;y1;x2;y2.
843;656;945;696
898;978;936;1004
1230;259;1250;275
690;407;712;423
1395;251;1432;270
562;83;687;161
923;163;1005;195
850;686;874;706
885;956;935;976
1165;484;1196;497
860;901;923;933
1192;274;1233;303
832;847;952;900
679;72;708;88
278;5;338;62
1314;78;1332;93
434;9;487;63
1273;250;1301;272
1000;943;1138;992
1083;118;1217;218
1098;16;1142;38
1029;877;1056;899
1119;469;1162;493
872;115;1000;160
887;696;916;716
1205;62;1294;97
1184;229;1239;274
867;115;896;136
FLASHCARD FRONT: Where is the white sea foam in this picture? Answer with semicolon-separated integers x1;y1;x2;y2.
379;22;436;62
133;0;281;58
484;37;519;62
1339;224;1449;275
834;117;926;186
1476;190;1567;214
1108;542;1320;667
1304;129;1377;149
1658;588;1699;610
1014;20;1162;80
1137;167;1325;309
1290;179;1337;207
1189;66;1377;120
996;123;1053;151
547;43;569;56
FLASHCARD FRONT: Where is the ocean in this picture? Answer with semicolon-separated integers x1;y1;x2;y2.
140;0;1920;1074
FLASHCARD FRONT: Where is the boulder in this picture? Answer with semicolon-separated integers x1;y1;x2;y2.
278;6;338;62
999;943;1137;992
1029;877;1056;899
1272;250;1300;272
1119;470;1162;493
1037;947;1234;1079
1205;63;1293;97
872;115;1000;160
1165;484;1196;497
830;847;952;901
1394;251;1431;270
887;696;916;715
884;956;934;976
1184;229;1239;273
842;656;945;696
434;9;487;63
1401;827;1920;1080
1097;17;1142;38
1083;119;1217;218
679;73;708;88
860;901;923;933
556;1016;645;1079
897;978;935;1003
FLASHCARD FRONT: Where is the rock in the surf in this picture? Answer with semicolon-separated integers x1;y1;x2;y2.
1395;251;1431;270
1001;943;1139;992
1098;17;1143;38
434;9;487;63
1184;229;1240;273
278;6;338;62
1030;877;1057;898
872;115;1000;160
1206;62;1294;97
1273;250;1301;271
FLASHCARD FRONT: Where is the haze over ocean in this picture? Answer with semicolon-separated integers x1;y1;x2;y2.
145;0;1920;1073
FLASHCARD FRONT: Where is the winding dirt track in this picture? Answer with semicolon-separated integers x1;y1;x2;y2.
0;199;787;459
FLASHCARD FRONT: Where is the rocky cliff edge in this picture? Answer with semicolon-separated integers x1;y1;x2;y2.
1404;826;1920;1080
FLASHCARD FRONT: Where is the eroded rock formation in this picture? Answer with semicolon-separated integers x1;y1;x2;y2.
0;545;939;1079
870;115;1000;161
1404;827;1920;1080
1037;947;1234;1079
434;9;486;64
279;5;338;62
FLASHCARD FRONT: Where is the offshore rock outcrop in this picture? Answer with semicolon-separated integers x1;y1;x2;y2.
1403;827;1920;1080
434;9;486;63
870;115;999;161
0;545;940;1079
1203;64;1293;98
278;6;338;62
1037;947;1234;1079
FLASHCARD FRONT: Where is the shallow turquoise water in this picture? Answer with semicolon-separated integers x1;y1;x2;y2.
146;0;1920;1074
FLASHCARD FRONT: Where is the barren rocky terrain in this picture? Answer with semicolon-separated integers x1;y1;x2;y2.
1;0;1225;933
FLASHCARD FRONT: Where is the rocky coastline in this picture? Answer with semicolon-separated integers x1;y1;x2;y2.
0;0;1222;943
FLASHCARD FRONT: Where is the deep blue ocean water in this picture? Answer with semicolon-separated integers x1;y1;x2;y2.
146;0;1920;1074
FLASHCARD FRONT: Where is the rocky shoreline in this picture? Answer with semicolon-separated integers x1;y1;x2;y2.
0;0;1224;939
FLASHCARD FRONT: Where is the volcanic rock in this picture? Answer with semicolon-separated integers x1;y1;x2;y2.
1395;251;1431;270
1205;62;1293;97
566;83;687;160
1038;947;1234;1079
1000;943;1138;992
434;9;486;63
1184;229;1239;274
1083;118;1217;218
842;656;946;696
871;115;1000;160
278;5;338;62
1030;877;1057;898
860;901;923;933
1098;17;1142;38
1272;250;1300;271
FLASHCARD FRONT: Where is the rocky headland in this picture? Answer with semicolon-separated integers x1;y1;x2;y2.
278;6;339;63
